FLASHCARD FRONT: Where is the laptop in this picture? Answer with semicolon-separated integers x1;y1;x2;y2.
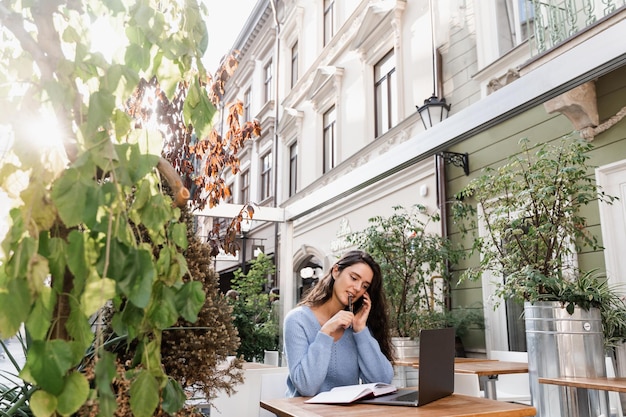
359;327;455;407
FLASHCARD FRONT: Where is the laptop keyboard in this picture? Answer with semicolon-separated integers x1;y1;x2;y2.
394;391;419;402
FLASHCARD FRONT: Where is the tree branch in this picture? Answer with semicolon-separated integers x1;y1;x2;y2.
157;157;190;208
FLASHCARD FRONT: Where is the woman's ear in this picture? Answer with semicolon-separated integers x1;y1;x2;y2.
331;264;339;279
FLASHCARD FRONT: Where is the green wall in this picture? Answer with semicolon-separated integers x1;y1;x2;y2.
445;64;626;353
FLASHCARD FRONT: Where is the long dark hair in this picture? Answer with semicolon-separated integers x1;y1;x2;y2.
299;250;394;360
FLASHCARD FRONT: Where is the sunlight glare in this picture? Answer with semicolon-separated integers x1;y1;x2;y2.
22;111;68;174
90;16;128;63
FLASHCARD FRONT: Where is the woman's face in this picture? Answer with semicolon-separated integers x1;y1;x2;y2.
333;262;373;306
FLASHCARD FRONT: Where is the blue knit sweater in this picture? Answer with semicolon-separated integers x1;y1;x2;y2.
283;305;394;397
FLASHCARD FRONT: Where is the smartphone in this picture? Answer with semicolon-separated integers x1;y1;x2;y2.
350;293;366;313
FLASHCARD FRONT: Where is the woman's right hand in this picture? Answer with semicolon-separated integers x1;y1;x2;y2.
321;310;354;341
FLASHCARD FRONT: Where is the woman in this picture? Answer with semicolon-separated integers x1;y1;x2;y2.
283;250;395;397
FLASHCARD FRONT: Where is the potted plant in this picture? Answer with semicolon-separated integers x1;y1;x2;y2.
0;2;262;414
228;253;280;363
451;135;626;417
415;306;485;357
347;204;464;355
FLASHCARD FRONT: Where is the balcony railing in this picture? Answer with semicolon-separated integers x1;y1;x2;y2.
525;0;626;57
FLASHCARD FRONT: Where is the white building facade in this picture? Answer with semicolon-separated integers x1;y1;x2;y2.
199;0;626;355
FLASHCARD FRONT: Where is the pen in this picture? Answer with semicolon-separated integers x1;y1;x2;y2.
348;294;353;313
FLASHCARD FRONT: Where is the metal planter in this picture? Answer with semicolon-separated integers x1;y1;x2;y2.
525;301;609;417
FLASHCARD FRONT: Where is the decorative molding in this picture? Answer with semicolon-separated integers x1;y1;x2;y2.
486;68;520;94
544;81;599;133
237;58;257;84
308;66;344;112
278;107;304;139
280;6;304;47
351;0;406;64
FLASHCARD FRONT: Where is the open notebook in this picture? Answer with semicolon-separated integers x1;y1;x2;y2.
359;327;455;407
305;382;396;404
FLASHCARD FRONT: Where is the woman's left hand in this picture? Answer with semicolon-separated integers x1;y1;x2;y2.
352;292;371;332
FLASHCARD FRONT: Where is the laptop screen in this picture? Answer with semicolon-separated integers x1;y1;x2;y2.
416;327;455;405
359;327;455;407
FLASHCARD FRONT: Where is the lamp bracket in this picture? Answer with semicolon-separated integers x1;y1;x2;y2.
438;151;469;176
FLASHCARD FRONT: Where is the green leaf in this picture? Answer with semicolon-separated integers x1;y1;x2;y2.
88;133;119;171
87;90;115;133
67;231;88;286
81;277;116;316
57;371;90;416
52;168;87;227
115;143;159;185
144;339;163;375
176;281;205;323
147;284;178;329
20;181;57;232
27;340;75;395
129;370;160;417
102;0;126;14
163;251;188;286
183;77;215;139
62;25;80;43
121;248;155;308
132;179;152;211
112;108;132;140
29;254;50;294
135;128;164;157
26;286;54;340
170;222;188;250
136;193;170;245
0;272;31;336
30;390;57;417
95;351;118;417
98;237;127;281
161;378;186;414
45;237;67;281
112;301;143;340
156;246;172;278
124;43;150;71
82;185;102;229
66;298;95;351
5;235;36;279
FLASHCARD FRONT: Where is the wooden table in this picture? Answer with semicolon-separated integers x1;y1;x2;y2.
393;357;496;388
446;361;529;400
539;376;626;392
260;393;537;417
539;376;623;416
393;357;496;367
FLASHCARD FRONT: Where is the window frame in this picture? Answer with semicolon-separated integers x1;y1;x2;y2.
243;87;251;122
323;0;335;46
374;49;397;137
288;141;298;197
323;105;337;174
291;41;299;88
240;169;250;205
264;59;273;103
260;151;272;201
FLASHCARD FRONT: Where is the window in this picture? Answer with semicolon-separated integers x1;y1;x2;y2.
323;0;335;46
289;142;298;197
243;87;251;121
497;0;534;55
323;106;337;173
374;50;397;137
264;60;273;102
260;152;272;200
476;0;536;68
240;170;249;204
291;41;299;88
